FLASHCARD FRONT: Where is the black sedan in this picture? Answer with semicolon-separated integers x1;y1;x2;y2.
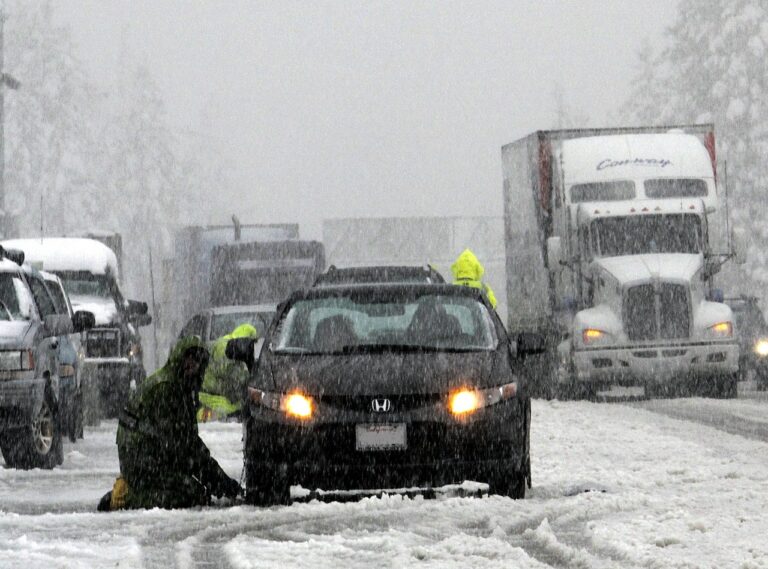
228;283;542;505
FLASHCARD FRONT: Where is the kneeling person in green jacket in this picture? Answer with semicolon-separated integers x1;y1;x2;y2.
98;336;241;511
198;323;259;422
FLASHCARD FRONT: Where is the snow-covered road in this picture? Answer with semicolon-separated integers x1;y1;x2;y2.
2;393;768;569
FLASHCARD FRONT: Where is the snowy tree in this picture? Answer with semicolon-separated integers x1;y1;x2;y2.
3;1;104;235
624;0;768;289
551;83;590;130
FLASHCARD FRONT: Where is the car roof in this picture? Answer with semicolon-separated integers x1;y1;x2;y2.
291;282;485;302
209;304;278;315
313;265;445;287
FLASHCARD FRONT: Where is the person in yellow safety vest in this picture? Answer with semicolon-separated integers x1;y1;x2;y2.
197;323;259;422
451;248;498;309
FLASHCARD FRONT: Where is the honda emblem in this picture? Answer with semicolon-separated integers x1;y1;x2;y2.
371;398;392;413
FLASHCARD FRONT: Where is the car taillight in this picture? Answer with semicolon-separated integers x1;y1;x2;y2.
22;350;35;370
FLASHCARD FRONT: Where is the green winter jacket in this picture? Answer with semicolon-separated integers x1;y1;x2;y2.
451;248;498;309
116;336;237;508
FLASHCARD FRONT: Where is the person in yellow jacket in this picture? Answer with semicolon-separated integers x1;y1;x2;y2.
451;248;498;309
197;323;259;422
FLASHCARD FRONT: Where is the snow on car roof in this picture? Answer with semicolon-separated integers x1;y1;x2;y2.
0;258;22;273
1;238;119;277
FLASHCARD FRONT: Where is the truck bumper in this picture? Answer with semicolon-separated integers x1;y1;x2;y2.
0;371;46;429
566;341;739;387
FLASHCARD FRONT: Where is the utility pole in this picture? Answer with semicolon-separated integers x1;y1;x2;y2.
0;4;20;238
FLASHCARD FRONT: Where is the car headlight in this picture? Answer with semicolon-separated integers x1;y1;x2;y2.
0;350;35;371
448;382;518;417
754;339;768;357
248;387;315;420
582;328;612;345
708;322;733;338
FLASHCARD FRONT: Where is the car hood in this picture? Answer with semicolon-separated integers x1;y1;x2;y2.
266;350;498;396
0;320;35;349
594;253;702;286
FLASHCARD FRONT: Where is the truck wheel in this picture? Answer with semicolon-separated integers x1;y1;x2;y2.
487;467;526;499
2;396;64;469
717;374;738;399
244;462;291;506
755;369;768;391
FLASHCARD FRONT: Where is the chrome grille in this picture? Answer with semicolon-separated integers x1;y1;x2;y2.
625;283;690;341
85;328;121;358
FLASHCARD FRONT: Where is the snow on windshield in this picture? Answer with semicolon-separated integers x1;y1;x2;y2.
592;214;702;257
275;293;497;353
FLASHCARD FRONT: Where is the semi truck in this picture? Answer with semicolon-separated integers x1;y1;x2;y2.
502;124;745;399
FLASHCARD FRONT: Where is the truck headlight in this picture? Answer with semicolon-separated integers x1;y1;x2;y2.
754;339;768;357
0;350;35;371
582;328;611;345
708;322;733;338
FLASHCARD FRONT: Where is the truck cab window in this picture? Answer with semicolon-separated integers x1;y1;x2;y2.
570;181;635;203
28;276;58;318
645;178;707;198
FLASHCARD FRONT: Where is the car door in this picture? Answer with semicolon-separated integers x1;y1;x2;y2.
25;273;63;396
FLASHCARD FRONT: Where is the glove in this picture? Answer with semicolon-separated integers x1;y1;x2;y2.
222;477;242;499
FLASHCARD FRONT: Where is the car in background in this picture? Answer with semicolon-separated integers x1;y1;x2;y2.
0;247;93;469
229;283;543;505
178;304;277;349
2;238;152;420
313;265;445;287
40;271;91;441
724;295;768;390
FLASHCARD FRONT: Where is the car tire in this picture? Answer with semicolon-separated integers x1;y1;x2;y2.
755;369;768;391
2;396;64;469
244;463;291;507
487;467;526;500
717;374;738;399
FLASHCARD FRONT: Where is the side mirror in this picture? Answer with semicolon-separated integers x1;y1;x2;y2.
516;332;546;357
126;300;152;327
732;229;747;265
72;310;96;333
44;314;74;336
708;288;725;303
703;256;721;279
226;337;256;367
547;237;563;274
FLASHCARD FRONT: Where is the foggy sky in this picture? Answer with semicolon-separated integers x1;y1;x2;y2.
56;1;678;239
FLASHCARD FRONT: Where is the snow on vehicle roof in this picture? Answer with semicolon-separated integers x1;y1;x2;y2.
561;133;714;185
0;258;22;273
1;238;119;277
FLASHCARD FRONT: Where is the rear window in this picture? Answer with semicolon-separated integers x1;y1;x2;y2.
645;178;707;198
570;181;635;203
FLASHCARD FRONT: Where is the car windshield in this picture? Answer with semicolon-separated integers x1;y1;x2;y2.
591;214;702;257
273;291;497;354
59;273;113;300
0;272;36;321
210;311;275;340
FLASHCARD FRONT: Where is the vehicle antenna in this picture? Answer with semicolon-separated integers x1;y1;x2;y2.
723;160;731;253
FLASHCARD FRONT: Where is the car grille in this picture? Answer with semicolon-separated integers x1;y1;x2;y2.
320;393;443;414
85;328;121;358
625;283;690;341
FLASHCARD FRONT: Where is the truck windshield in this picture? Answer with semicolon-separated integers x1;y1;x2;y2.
273;292;497;354
592;214;702;257
645;178;708;198
0;273;36;321
570;181;635;203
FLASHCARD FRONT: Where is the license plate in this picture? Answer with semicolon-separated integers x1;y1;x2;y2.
355;423;407;451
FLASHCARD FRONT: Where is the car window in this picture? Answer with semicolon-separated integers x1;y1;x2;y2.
28;276;58;318
210;311;274;339
44;279;70;316
0;272;36;321
179;314;207;340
